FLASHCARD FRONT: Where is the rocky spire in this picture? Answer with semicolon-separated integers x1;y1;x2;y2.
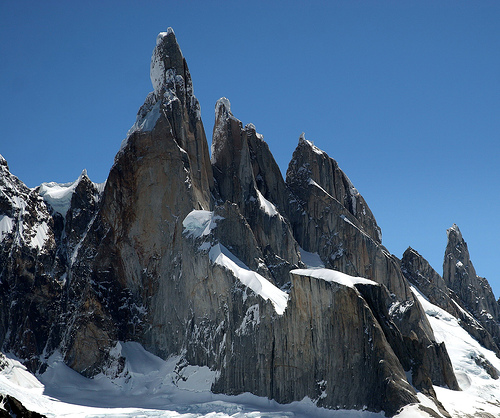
211;97;300;284
443;224;500;346
402;246;500;357
285;135;406;296
122;27;213;209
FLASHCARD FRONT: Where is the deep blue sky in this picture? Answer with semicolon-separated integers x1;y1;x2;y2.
1;1;499;295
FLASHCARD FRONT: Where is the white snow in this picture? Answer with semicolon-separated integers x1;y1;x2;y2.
215;97;231;116
209;243;289;315
236;304;260;336
298;247;324;268
150;44;167;96
0;342;387;417
411;286;500;417
446;223;463;240
0;215;14;240
182;210;223;238
156;27;175;45
126;100;163;140
29;221;50;250
291;268;377;289
256;190;279;217
38;170;99;218
299;132;324;155
308;178;335;200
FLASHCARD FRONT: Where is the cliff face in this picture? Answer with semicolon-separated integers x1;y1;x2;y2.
2;28;490;416
401;226;500;385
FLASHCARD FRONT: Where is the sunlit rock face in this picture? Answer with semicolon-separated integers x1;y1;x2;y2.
442;224;500;350
0;28;483;417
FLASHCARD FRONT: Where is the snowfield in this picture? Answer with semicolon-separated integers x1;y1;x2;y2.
2;284;500;416
0;342;386;417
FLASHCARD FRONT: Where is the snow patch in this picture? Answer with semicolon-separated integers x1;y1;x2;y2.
38;170;95;217
215;97;231;116
156;27;175;45
299;132;324;155
0;215;14;240
298;247;324;269
182;210;223;238
29;221;50;250
209;244;288;315
291;268;377;289
236;304;260;336
256;190;278;217
0;345;388;417
411;286;500;417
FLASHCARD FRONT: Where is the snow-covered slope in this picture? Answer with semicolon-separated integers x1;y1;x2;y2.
412;287;500;417
0;344;388;418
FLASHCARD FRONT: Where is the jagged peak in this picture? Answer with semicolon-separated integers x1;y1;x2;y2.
0;154;9;172
156;27;175;45
38;170;101;217
150;28;186;100
215;97;232;119
297;133;325;156
447;223;463;241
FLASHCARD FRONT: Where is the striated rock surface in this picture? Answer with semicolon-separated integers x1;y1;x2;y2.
285;135;409;299
443;225;500;352
402;247;500;356
0;28;477;416
0;155;61;371
211;98;300;286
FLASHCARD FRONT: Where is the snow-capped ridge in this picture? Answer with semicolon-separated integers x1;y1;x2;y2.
215;97;232;118
38;169;100;218
156;27;175;45
298;132;324;155
182;210;288;315
446;223;463;240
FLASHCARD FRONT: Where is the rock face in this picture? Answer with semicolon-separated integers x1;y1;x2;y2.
443;225;500;354
443;224;500;343
2;28;490;416
285;136;409;299
402;236;500;359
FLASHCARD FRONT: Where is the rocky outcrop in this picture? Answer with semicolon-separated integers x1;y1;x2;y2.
0;394;46;418
0;28;469;416
211;99;300;286
285;135;409;299
283;135;459;399
443;224;500;337
0;155;62;371
402;247;500;356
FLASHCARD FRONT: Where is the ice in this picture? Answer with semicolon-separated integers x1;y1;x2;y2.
156;27;175;45
182;210;223;238
38;170;91;217
150;43;167;96
308;178;334;200
209;243;288;315
298;247;324;268
291;268;377;289
299;132;324;155
126;100;162;140
0;215;14;240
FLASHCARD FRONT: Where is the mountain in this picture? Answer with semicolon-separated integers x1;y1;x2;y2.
1;28;500;417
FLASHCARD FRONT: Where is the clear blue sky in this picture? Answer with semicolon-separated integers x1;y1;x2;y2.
1;1;499;295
